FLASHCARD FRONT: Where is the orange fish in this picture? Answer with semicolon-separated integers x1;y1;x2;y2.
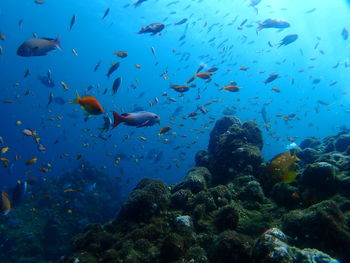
1;192;11;215
239;66;249;71
222;85;240;92
25;157;38;165
195;72;212;79
70;90;104;115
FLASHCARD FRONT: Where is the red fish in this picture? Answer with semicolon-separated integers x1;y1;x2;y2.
70;91;104;115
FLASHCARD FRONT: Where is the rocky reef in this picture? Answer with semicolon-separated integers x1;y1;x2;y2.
0;162;123;263
62;116;350;263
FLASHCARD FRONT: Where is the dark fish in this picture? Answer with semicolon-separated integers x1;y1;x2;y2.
249;0;261;6
38;75;55;87
264;73;279;84
24;69;30;78
151;46;156;58
47;92;54;107
100;115;112;132
102;8;110;19
174;18;188;25
133;0;147;7
278;34;298;47
106;62;120;78
206;67;218;72
94;60;102;72
17;37;62;57
112;77;122;95
196;64;205;73
69;14;76;30
305;8;316;14
342;28;349;40
257;19;290;32
240;19;248;27
138;23;165;35
11;180;27;207
53;96;66;104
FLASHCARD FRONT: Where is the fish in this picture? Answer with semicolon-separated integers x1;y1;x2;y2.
47;92;54;107
102;8;110;19
115;51;128;58
257;19;290;32
264;73;279;84
106;62;120;78
342;28;349;40
278;34;298;47
1;147;9;154
112;77;122;95
112;111;160;128
195;72;212;79
23;69;30;78
94;60;102;72
196;64;205;73
138;23;165;35
100;115;113;132
34;0;45;4
174;18;188;25
25;157;38;165
69;14;76;30
222;85;240;92
151;46;157;58
206;67;218;72
267;151;300;183
0;192;11;215
38;75;55;87
159;126;171;135
72;48;78;56
11;180;27;207
271;86;281;92
170;85;189;93
17;37;62;57
133;0;147;7
69;90;104;115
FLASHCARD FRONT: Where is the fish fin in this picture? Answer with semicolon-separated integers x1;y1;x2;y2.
55;36;62;51
112;111;124;128
121;113;130;117
281;171;297;183
69;90;80;104
137;120;150;128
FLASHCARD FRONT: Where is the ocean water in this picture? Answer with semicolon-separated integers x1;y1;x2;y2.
0;0;350;260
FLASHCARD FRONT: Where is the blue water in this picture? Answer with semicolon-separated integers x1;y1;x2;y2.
1;0;350;194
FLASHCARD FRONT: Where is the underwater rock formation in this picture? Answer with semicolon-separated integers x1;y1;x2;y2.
0;162;123;263
62;117;350;263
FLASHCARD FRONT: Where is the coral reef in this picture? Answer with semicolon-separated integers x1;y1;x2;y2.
0;162;123;263
62;117;350;263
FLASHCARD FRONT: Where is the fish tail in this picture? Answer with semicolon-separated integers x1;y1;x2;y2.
55;36;62;51
69;90;80;104
112;111;124;128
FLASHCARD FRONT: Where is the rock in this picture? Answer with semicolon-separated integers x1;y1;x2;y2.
271;182;300;207
335;134;350;152
300;137;322;150
208;230;252;263
298;148;320;164
206;116;264;185
251;228;340;263
171;189;194;209
302;162;337;189
175;215;192;228
172;167;211;194
214;205;239;231
282;200;350;262
117;178;170;222
195;150;210;167
239;180;266;203
160;233;185;262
